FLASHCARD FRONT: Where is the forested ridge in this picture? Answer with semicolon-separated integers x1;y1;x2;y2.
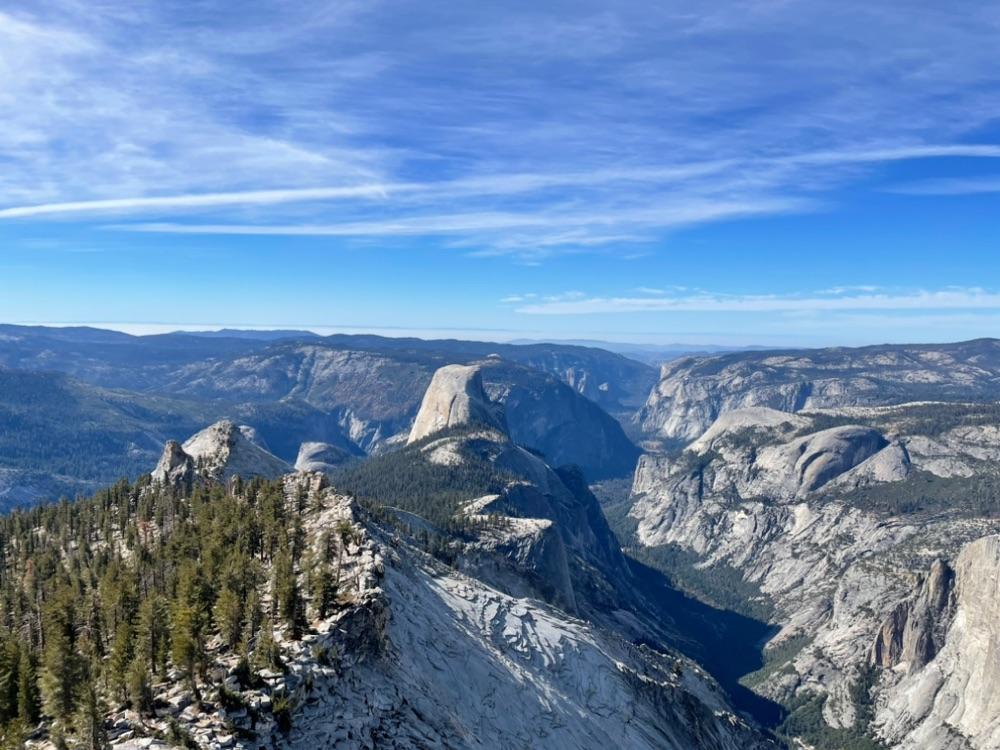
0;474;358;749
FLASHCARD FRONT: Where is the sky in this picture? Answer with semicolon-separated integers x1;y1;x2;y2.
1;0;1000;347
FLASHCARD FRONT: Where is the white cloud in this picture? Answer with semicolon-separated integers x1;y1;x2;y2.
885;176;1000;196
0;185;396;219
105;196;812;241
784;144;1000;166
516;288;1000;315
3;2;1000;257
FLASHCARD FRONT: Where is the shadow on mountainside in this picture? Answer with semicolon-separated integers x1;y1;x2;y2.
627;556;786;730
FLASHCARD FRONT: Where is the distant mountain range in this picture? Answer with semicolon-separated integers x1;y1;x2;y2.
508;337;769;365
0;325;654;507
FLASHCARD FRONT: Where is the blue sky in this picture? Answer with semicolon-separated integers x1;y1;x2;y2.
2;0;1000;346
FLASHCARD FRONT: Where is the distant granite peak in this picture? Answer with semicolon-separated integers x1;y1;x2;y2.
152;419;290;485
408;364;507;443
295;441;355;475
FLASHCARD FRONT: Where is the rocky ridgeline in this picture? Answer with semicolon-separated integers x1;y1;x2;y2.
637;339;1000;444
95;483;771;750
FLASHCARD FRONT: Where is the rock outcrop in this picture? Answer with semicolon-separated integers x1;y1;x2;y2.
294;441;354;475
876;536;1000;749
766;425;890;494
871;559;955;672
458;493;578;612
407;364;506;443
150;440;197;488
151;420;291;485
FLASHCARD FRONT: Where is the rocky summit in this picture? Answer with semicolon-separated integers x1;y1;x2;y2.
153;419;292;486
407;364;507;443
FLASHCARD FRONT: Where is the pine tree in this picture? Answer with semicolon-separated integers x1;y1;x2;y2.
16;643;39;726
71;680;106;750
170;601;202;700
135;595;169;678
310;559;336;620
0;636;18;724
171;563;207;698
125;656;152;716
253;617;282;672
273;547;305;639
334;520;355;588
39;589;79;728
107;621;134;705
213;587;243;651
0;719;27;750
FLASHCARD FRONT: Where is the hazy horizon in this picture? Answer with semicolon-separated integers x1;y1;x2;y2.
6;319;999;352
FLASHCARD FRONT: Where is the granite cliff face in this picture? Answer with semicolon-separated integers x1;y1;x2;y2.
637;339;1000;444
627;401;1000;743
482;359;641;480
407;364;506;443
870;559;955;673
876;536;1000;750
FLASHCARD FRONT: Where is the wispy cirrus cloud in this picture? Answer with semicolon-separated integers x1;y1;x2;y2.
3;144;999;225
514;287;1000;315
105;196;811;256
885;175;1000;196
3;1;1000;257
0;186;396;219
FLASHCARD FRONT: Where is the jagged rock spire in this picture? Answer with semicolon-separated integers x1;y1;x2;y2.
151;420;291;485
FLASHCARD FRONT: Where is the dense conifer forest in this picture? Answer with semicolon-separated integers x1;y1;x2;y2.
0;475;353;748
